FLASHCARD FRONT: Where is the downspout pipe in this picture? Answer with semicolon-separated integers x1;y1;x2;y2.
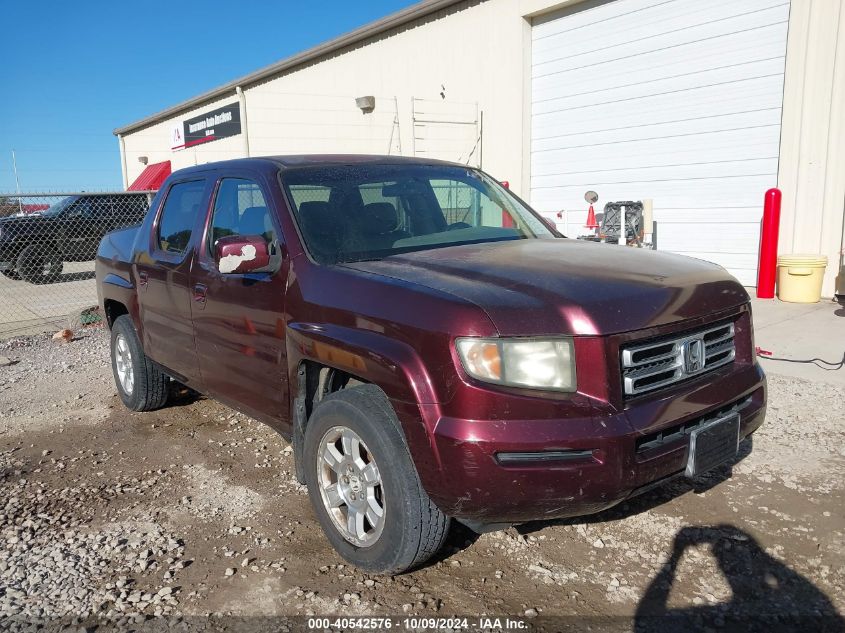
118;134;128;190
236;86;250;157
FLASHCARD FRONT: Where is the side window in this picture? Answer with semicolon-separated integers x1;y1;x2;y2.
208;178;273;251
65;198;91;219
430;179;503;228
157;180;206;254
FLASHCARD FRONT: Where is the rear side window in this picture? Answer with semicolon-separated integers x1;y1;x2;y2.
89;196;110;217
157;180;206;254
114;195;146;223
65;198;92;219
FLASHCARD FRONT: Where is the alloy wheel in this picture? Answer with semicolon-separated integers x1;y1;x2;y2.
316;425;385;547
114;333;135;395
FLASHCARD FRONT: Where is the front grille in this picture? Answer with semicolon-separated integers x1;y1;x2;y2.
621;321;736;397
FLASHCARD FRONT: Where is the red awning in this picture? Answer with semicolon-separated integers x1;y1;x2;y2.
128;160;171;191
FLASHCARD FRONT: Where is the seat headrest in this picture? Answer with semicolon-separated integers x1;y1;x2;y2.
299;201;338;238
240;206;269;236
361;202;399;235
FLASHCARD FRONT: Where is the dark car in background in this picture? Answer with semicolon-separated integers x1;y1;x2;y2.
0;192;150;283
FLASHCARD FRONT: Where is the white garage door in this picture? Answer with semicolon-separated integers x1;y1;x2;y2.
530;0;790;285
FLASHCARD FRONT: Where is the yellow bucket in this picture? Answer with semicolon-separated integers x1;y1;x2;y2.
776;254;828;303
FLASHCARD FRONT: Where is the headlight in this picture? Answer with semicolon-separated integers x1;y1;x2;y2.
455;337;576;392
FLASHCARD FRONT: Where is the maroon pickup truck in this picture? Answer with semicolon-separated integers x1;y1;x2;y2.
96;156;766;573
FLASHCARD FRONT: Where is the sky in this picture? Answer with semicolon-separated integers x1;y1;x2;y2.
0;0;418;192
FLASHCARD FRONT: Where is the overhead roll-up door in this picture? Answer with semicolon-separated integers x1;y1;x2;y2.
531;0;790;285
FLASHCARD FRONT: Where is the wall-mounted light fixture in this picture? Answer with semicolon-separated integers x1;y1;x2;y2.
355;96;376;114
138;156;148;165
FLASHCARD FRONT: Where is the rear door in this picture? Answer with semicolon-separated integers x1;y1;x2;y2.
189;171;290;425
135;177;211;385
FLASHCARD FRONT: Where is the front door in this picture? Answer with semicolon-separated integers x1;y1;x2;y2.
190;173;289;426
135;178;210;385
60;197;94;260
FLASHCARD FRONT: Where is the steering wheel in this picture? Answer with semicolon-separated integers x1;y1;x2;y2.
447;222;471;231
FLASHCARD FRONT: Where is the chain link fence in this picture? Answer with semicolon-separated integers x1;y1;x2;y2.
0;191;154;338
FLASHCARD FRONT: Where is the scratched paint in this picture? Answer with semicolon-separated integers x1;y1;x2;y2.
218;244;257;274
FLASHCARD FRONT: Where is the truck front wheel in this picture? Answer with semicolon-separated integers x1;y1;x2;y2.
303;384;450;574
110;315;168;412
17;245;63;284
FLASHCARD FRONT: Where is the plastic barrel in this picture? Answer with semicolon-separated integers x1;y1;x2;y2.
776;254;828;303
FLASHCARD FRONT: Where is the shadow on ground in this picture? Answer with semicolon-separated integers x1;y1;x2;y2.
2;269;96;284
633;524;845;632
42;270;96;284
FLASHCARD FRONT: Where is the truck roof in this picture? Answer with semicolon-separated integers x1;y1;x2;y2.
168;154;467;178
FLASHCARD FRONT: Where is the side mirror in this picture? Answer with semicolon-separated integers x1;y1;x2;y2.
215;235;270;274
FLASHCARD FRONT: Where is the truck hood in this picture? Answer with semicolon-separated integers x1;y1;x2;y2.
0;215;52;231
342;238;749;336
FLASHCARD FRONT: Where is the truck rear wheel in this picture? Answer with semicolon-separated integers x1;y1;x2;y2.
303;384;450;574
17;245;63;284
110;315;168;412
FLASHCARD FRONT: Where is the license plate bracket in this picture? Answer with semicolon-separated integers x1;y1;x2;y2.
685;413;740;477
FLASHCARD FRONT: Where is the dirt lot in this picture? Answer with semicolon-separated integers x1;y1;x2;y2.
0;261;97;339
1;327;843;632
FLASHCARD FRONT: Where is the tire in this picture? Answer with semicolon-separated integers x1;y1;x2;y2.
303;384;450;574
110;315;168;412
16;245;63;284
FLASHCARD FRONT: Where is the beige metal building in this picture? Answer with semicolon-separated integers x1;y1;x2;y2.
115;0;845;297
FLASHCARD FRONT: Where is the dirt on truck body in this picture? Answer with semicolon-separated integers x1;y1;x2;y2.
93;155;771;577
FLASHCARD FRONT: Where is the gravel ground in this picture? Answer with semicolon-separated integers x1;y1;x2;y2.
0;327;843;632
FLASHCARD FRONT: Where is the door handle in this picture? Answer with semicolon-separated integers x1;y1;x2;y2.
193;283;208;306
138;271;148;286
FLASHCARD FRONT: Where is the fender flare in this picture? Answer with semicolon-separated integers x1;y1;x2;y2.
286;322;442;485
99;273;142;339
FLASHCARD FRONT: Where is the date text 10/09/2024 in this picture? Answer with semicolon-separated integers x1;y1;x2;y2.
306;617;529;630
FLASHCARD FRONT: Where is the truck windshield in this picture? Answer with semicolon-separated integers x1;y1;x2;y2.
281;164;555;264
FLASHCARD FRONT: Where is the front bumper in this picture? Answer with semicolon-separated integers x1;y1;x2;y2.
406;362;766;524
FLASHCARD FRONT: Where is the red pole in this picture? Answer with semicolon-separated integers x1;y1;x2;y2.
499;181;515;228
756;188;782;299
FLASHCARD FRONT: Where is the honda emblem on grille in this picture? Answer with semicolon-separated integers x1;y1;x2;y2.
683;338;705;373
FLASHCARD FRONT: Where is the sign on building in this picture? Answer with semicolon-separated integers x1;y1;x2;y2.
172;102;242;151
170;123;184;151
